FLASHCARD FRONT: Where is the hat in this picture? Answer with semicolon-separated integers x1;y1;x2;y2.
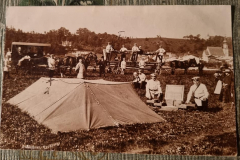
191;76;200;81
151;73;157;77
216;70;222;73
223;69;231;73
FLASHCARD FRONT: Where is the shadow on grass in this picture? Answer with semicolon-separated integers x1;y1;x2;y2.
206;107;223;113
199;131;237;155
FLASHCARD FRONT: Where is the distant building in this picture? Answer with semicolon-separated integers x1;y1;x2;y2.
202;37;230;62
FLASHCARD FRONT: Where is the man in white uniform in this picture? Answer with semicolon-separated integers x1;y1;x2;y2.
155;46;165;62
185;76;209;111
146;73;163;102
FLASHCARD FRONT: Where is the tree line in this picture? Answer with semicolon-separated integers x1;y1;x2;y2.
5;27;132;55
5;26;232;56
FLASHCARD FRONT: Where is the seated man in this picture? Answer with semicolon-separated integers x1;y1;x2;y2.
146;73;163;102
138;69;146;89
132;72;140;89
138;46;144;55
185;76;209;111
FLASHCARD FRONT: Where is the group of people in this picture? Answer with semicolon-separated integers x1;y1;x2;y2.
104;42;165;63
4;45;234;111
214;67;234;103
140;73;209;110
137;66;233;111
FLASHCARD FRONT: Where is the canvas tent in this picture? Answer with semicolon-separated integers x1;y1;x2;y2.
7;78;165;133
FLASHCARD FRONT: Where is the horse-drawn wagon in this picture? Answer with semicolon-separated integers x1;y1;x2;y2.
105;50;161;73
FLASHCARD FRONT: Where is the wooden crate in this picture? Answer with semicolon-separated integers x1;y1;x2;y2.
146;99;158;104
154;102;162;107
159;106;178;111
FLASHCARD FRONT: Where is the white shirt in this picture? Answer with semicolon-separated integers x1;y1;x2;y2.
3;58;10;71
139;60;146;68
132;46;139;52
146;79;162;94
121;61;127;69
120;47;128;52
186;83;209;103
138;73;146;82
156;48;165;56
133;76;140;83
48;58;56;70
106;45;114;53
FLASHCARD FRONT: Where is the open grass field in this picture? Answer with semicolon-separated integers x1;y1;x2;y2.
0;69;237;155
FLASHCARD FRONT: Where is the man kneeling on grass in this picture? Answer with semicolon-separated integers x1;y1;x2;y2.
185;76;209;111
145;73;163;102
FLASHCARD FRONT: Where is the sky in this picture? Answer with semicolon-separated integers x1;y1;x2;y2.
6;6;232;39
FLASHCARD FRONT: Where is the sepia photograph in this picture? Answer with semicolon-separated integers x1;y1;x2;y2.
0;6;237;155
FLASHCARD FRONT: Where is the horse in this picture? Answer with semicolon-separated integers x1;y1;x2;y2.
168;58;199;74
56;53;98;77
84;53;98;71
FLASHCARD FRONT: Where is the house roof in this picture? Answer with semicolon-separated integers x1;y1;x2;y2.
206;47;225;57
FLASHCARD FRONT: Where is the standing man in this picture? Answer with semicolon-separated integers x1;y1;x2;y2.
12;47;23;67
138;69;146;89
155;46;165;63
131;43;140;62
183;61;189;75
75;57;85;79
198;60;204;75
146;73;163;102
120;58;127;74
48;54;56;80
185;77;209;111
106;42;114;62
98;56;107;77
6;48;11;60
119;45;128;61
214;70;223;100
3;51;11;79
220;69;233;103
